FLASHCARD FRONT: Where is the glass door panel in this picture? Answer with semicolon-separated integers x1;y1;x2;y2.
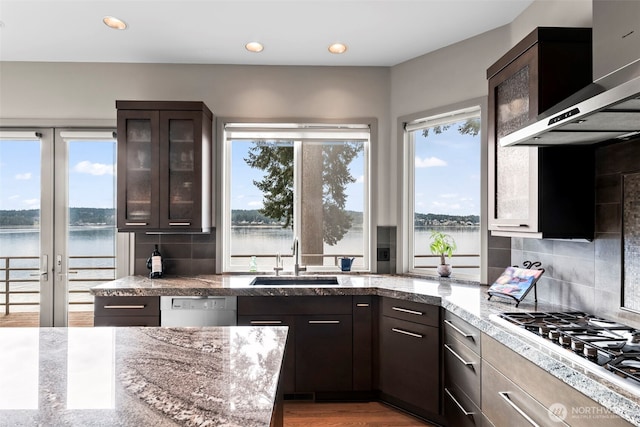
0;131;50;327
168;118;195;221
125;119;153;223
58;131;117;327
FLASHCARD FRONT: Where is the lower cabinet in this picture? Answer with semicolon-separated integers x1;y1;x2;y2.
378;297;440;419
94;296;160;326
481;333;634;427
237;296;366;398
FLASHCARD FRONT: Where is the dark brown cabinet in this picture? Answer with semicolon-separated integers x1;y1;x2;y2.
487;28;595;239
237;296;363;398
94;296;160;326
116;100;213;232
378;297;440;419
443;311;482;427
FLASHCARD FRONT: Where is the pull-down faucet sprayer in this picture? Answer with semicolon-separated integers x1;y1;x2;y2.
292;237;306;276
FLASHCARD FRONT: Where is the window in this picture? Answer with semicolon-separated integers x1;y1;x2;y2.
222;123;370;273
405;106;481;280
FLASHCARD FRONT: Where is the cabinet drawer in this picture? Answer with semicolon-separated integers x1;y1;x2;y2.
483;361;569;427
444;334;481;405
94;296;159;317
443;310;480;355
381;297;438;327
94;315;160;327
444;384;482;427
238;296;352;315
482;333;634;427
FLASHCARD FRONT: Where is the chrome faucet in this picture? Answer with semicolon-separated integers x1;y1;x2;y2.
292;237;306;276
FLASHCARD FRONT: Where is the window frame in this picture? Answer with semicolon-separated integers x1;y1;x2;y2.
398;99;487;283
217;119;374;274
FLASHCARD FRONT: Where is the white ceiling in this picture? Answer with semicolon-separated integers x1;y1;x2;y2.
0;0;534;67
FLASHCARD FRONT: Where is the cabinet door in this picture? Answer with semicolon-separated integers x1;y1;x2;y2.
295;314;353;392
117;110;160;230
237;315;296;394
488;47;540;233
379;315;439;415
159;110;204;230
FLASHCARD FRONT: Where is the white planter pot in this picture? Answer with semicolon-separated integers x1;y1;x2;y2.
437;264;452;277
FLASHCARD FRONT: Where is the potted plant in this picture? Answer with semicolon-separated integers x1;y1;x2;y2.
429;231;457;277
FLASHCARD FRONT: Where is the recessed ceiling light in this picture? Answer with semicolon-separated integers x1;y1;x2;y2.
328;43;347;54
245;42;264;53
103;16;127;30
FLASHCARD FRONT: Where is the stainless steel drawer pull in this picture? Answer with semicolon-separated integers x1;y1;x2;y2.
392;306;423;316
125;222;148;226
494;224;527;228
391;328;423;338
444;344;475;368
444;319;474;340
356;303;370;307
308;320;340;324
250;320;283;325
169;222;191;226
444;387;474;416
498;392;540;427
103;305;146;309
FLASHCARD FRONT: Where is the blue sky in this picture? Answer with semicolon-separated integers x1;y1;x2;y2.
0;129;479;216
413;121;480;216
0;140;116;211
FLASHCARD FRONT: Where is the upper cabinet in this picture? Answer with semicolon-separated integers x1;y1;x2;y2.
116;101;213;232
487;28;596;239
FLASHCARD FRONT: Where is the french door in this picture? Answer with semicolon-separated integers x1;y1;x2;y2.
0;128;125;327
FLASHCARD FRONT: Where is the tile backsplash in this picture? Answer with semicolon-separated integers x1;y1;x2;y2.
510;137;640;326
134;231;216;276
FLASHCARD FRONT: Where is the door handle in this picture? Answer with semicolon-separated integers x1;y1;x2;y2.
392;306;423;316
30;255;48;281
444;319;474;340
391;328;423;338
444;344;475;368
250;320;283;325
498;392;540;427
308;320;341;324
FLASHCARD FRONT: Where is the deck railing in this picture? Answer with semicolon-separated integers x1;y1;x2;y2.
0;255;115;315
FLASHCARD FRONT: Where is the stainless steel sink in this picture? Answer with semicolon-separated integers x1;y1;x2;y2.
249;276;339;286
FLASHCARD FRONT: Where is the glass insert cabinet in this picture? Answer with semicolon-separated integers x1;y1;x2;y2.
487;27;595;239
116;101;213;232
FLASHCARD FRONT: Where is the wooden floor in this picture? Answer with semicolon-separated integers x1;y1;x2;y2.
284;402;435;427
0;311;94;327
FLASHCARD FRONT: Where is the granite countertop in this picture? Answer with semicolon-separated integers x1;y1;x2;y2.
91;273;640;425
0;325;287;427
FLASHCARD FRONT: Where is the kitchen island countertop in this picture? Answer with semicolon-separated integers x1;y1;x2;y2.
91;274;640;425
0;325;287;427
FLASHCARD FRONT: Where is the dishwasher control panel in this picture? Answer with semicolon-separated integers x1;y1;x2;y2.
171;297;229;310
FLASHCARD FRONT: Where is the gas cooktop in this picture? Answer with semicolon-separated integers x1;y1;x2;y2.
493;311;640;390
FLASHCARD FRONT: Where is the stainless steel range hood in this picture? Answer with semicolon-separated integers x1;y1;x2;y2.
500;0;640;147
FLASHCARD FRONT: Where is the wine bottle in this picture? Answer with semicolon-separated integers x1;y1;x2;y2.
147;244;163;279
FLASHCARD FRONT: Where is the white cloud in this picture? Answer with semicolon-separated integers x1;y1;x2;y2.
440;193;458;199
73;161;115;176
356;175;365;184
23;198;39;207
415;156;447;168
15;173;32;180
432;201;461;210
9;195;19;200
248;201;263;207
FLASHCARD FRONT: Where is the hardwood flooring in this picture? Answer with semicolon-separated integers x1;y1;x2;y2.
283;402;435;427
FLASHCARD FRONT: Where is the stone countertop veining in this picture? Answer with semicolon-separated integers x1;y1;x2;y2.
90;274;640;426
0;326;287;427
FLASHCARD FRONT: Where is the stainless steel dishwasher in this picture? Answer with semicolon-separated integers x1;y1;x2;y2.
160;296;237;326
